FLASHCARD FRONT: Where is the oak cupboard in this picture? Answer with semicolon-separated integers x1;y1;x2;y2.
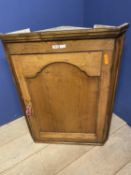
0;24;129;144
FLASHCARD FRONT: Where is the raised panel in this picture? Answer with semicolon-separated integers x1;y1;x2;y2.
27;62;99;134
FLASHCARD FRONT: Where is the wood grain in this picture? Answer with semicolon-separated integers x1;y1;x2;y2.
10;52;103;143
1;25;128;144
0;117;28;147
96;51;113;142
0;133;47;173
0;23;129;42
0;114;127;175
12;52;102;77
6;39;114;55
27;62;99;133
115;161;131;175
57;125;131;175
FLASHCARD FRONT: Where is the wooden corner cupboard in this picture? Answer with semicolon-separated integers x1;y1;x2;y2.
0;24;129;145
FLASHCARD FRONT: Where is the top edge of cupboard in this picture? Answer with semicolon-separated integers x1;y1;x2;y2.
0;23;129;43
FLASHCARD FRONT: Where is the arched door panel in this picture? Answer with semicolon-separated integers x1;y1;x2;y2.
11;51;112;143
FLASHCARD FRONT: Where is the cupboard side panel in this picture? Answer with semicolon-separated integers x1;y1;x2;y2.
103;35;125;142
96;50;113;142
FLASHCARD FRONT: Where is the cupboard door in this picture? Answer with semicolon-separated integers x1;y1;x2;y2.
10;51;112;143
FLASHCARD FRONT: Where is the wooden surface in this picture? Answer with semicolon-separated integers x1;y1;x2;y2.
1;25;128;144
0;23;129;42
0;114;131;175
5;39;115;55
11;52;102;142
10;51;113;143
